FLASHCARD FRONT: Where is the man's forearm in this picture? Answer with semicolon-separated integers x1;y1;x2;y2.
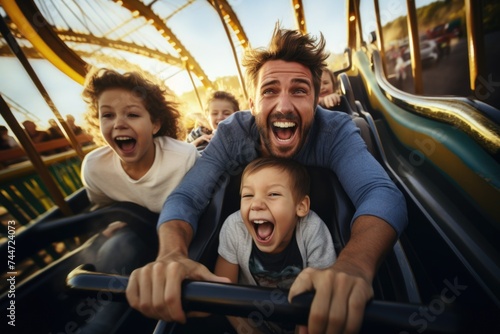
335;215;397;281
157;220;194;259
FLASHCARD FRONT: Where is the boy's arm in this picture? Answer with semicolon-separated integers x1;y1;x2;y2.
214;256;239;283
215;256;263;334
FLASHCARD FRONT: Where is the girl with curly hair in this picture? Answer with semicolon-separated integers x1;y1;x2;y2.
79;67;198;333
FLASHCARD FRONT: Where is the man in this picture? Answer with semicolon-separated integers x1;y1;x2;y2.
126;26;407;333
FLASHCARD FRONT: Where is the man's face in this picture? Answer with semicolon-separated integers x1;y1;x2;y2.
250;60;315;158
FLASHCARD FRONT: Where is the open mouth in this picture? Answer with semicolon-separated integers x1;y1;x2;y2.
272;121;297;142
253;220;274;242
115;136;136;152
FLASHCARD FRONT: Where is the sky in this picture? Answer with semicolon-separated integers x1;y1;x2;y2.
0;0;437;131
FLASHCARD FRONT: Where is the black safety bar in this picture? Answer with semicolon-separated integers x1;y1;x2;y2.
66;265;462;333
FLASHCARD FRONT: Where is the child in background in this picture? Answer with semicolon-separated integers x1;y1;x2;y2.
0;125;18;150
319;68;342;109
215;157;336;333
79;67;199;333
186;90;240;152
22;120;50;143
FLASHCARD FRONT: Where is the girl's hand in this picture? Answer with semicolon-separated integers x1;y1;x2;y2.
192;134;213;147
319;93;342;109
102;221;127;237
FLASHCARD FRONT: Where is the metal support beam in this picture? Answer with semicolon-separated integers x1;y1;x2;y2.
116;0;214;90
406;0;423;94
185;61;205;113
373;0;387;75
206;0;249;49
0;95;73;217
211;0;248;100
347;0;363;50
292;0;307;34
1;0;87;84
465;0;485;93
0;14;85;160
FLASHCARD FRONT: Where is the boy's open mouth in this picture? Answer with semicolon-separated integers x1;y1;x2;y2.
115;136;136;152
253;220;274;242
272;121;297;142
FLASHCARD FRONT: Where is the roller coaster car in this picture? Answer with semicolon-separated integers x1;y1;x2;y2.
0;198;161;333
72;164;472;334
2;109;476;334
1;63;499;332
1;1;498;332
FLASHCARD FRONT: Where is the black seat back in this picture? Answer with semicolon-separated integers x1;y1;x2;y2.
339;72;357;112
332;95;356;116
189;166;355;270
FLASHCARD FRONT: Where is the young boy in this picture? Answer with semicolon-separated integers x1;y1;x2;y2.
186;90;239;152
215;157;336;333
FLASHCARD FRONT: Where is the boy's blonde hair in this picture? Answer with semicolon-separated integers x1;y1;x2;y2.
241;157;310;202
205;90;240;114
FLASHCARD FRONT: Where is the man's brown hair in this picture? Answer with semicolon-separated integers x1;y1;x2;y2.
242;24;329;104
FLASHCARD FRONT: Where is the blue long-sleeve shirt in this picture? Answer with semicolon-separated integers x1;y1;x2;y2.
159;107;408;236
